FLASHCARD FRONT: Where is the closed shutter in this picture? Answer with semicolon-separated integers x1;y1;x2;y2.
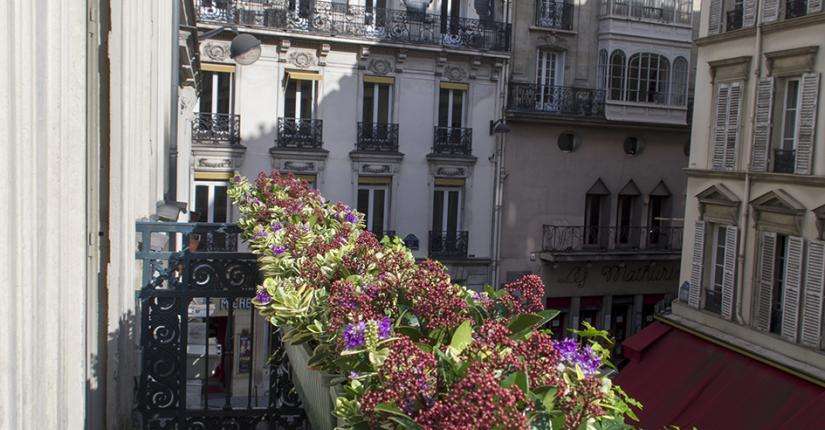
742;0;757;27
763;0;780;22
708;0;722;34
809;0;823;14
721;227;738;320
725;82;742;171
751;78;774;172
781;236;804;342
689;221;706;309
795;73;820;175
712;85;730;170
801;240;825;348
755;232;777;332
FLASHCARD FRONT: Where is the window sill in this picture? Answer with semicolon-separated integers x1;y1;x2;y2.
528;25;576;35
685;168;825;186
762;10;825;34
695;26;756;47
598;14;693;29
606;99;688;110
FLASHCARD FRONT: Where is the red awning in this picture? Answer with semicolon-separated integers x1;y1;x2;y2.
615;322;825;429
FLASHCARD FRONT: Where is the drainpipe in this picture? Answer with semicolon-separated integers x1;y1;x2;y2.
736;8;764;324
168;0;181;203
491;59;510;288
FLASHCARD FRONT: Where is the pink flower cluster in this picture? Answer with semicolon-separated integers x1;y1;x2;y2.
500;274;546;315
406;260;470;331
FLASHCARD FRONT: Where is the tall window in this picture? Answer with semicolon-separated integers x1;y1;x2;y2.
199;71;233;114
365;0;387;25
433;187;462;235
609;50;626;101
357;184;389;236
536;50;565;110
284;77;317;119
193;181;230;223
438;88;465;128
597;49;609;91
441;0;461;33
647;195;669;245
706;224;729;313
616;194;639;246
780;78;801;151
363;81;393;125
627;53;670;104
672;57;689;106
584;193;607;246
769;234;790;334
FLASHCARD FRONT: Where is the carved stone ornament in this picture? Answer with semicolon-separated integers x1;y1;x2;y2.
288;51;317;69
197;158;235;170
444;65;468;82
436;166;466;177
362;164;391;174
283;161;316;172
368;58;394;75
202;41;230;62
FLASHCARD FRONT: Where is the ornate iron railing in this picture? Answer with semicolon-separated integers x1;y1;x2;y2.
276;117;323;150
508;83;606;117
356;122;399;152
432;126;472;156
786;0;809;18
600;0;691;25
773;149;796;174
134;222;306;429
195;0;511;52
541;225;683;252
193;113;241;146
535;1;574;30
429;230;469;259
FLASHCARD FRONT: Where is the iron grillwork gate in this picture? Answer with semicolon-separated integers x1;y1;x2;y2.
134;222;306;429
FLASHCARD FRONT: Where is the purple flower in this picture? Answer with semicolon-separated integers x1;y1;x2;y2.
270;221;282;231
342;321;366;350
233;175;242;183
349;371;360;380
255;289;272;305
344;212;357;223
377;317;392;339
271;245;285;255
553;338;579;361
253;230;268;240
553;338;601;375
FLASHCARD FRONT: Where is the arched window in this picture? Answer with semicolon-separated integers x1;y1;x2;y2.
608;50;626;101
597;49;608;91
672;57;689;106
627;53;670;104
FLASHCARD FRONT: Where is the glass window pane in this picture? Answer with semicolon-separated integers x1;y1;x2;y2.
285;80;297;118
200;72;215;113
194;185;208;222
372;189;385;234
451;90;464;128
377;84;391;124
217;73;232;114
213;186;228;223
300;81;313;119
438;89;450;127
363;83;375;124
432;190;444;231
447;190;460;232
357;189;370;217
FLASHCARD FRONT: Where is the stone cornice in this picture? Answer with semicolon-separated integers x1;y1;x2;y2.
685;168;825;186
762;11;825;34
695;26;756;47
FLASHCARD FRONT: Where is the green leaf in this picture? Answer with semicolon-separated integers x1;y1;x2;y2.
368;348;390;367
396;325;423;341
542;387;558;412
448;320;473;355
388;416;423;430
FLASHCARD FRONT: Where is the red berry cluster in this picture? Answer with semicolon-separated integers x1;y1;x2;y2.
500;274;546;315
517;331;564;388
405;260;470;331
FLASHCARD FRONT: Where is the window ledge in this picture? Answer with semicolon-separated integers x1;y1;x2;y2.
762;11;825;34
685;168;825;186
695;26;756;47
528;26;576;35
606;99;688;110
598;14;693;29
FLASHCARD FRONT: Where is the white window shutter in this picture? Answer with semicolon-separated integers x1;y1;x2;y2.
755;232;777;332
781;236;804;342
712;85;730;170
708;0;723;34
795;73;820;175
689;221;706;309
751;78;774;172
801;240;825;348
725;82;742;171
809;0;823;14
742;0;757;27
763;0;780;22
721;227;738;320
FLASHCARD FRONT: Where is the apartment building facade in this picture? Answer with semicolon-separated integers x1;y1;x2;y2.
498;0;696;348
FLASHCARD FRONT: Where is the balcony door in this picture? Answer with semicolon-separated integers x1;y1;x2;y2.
536;50;565;111
441;0;462;34
365;0;387;26
433;186;462;236
363;81;393;125
438;87;465;129
199;70;234;115
357;184;389;236
284;77;316;120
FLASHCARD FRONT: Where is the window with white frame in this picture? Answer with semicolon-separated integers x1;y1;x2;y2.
437;87;466;129
363;80;393;125
780;78;801;152
608;50;626;101
432;186;462;235
597;49;609;91
687;221;738;319
357;183;389;236
627;53;670;104
705;223;730;314
710;81;743;171
193;181;230;223
671;57;689;106
536;50;565;110
198;71;234;114
284;77;317;120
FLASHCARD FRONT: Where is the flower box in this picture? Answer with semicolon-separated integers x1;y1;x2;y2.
282;337;337;430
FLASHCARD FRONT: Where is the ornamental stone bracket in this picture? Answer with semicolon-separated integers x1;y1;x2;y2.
425;155;477;179
192;145;247;172
200;40;232;64
269;147;329;175
349;151;404;176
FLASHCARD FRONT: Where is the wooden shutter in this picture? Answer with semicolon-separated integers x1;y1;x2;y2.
763;0;780;22
795;73;820;175
708;0;722;34
742;0;757;27
751;78;774;172
689;221;706;309
755;232;777;332
712;85;730;170
781;236;804;342
725;82;742;171
809;0;823;14
801;240;825;348
721;227;738;320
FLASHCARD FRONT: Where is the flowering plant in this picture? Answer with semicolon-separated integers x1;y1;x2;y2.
229;172;640;429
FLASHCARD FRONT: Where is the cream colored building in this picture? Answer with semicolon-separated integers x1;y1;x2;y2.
671;0;825;380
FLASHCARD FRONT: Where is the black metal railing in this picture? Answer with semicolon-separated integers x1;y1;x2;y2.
275;117;323;150
541;225;683;252
773;149;796;173
600;0;691;25
726;7;743;31
535;1;574;30
195;0;511;52
432;126;472;156
134;222;306;428
356;122;399;152
704;288;723;314
508;83;606;117
429;231;469;259
192;113;241;146
786;0;809;19
623;89;677;106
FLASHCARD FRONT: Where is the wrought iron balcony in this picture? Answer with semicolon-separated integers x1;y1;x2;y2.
195;0;511;52
786;0;809;19
356;122;399;152
773;149;796;174
600;0;691;25
536;1;574;30
508;83;606;118
192;112;241;146
726;7;743;31
429;231;469;259
432;127;472;157
541;225;683;253
275;117;323;150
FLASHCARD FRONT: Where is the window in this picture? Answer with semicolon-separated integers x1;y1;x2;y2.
608;50;626;101
193;181;230;223
627;53;670;104
433;186;462;234
671;57;689;106
284;77;317;120
365;0;387;25
710;82;742;171
438;87;466;128
705;224;729;313
199;71;234;114
597;49;608;91
616;194;639;246
754;232;805;341
441;0;461;33
536;51;565;110
688;221;738;318
584;194;607;246
363;81;393;125
769;234;789;334
780;78;801;151
357;184;389;236
647;194;669;246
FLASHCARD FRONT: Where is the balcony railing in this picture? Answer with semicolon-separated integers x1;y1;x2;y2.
356;122;399;152
786;0;809;19
429;231;469;259
192;112;241;146
195;0;511;52
432;127;472;157
535;1;574;30
600;0;692;25
541;225;683;253
508;83;606;118
773;149;796;174
275;117;323;150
